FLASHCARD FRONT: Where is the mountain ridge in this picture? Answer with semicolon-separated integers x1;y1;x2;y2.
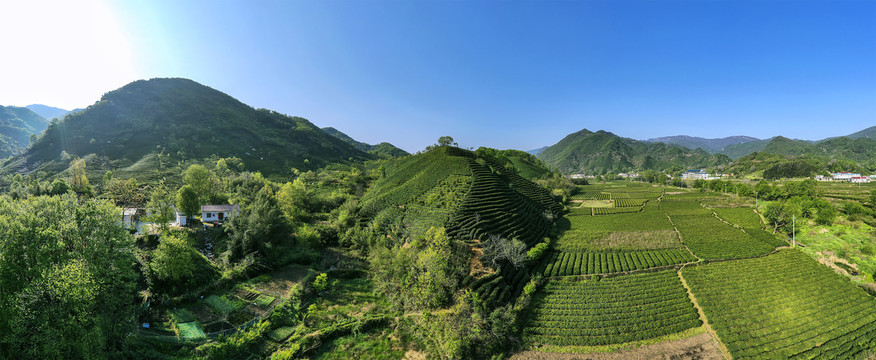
2;78;373;178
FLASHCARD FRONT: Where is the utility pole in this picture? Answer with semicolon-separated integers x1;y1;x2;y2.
792;215;796;247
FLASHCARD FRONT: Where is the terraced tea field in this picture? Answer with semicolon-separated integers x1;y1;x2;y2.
683;250;876;359
524;183;876;359
525;270;702;347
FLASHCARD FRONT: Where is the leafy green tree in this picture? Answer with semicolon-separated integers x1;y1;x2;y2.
370;227;466;311
103;178;145;206
0;195;137;358
69;157;92;195
225;185;292;265
145;182;176;232
50;178;70;195
176;185;201;220
183;164;217;203
148;234;217;296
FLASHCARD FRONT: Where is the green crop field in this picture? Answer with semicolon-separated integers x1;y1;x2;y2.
524;270;702;347
683;250;876;359
712;207;763;228
540;249;696;276
671;214;777;259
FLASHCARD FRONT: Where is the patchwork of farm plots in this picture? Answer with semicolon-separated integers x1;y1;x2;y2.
525;184;876;358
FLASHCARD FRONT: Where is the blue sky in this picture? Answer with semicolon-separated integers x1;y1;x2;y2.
2;0;874;152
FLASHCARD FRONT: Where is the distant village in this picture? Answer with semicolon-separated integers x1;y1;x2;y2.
570;170;875;183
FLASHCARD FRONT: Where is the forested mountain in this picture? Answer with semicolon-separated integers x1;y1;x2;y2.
0;105;49;158
25;104;71;120
321;126;409;158
526;146;548;156
645;135;760;153
846;125;876;140
538;129;730;174
1;78;372;177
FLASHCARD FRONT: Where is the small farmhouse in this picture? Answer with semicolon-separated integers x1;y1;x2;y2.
201;204;240;222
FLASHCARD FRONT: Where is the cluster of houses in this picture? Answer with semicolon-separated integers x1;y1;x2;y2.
815;173;875;183
121;204;240;234
680;169;727;181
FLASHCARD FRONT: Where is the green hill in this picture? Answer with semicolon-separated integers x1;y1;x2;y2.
361;146;562;306
538;129;730;174
0;106;49;159
321;127;409;158
1;78;372;177
846;126;876;140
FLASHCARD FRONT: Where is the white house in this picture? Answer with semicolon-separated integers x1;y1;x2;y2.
121;208;139;230
851;176;870;184
815;175;831;182
682;169;709;180
832;172;861;181
201;204;240;222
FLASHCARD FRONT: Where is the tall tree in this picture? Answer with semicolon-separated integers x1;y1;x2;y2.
176;185;200;220
69;157;91;195
225;185;292;265
183;164;216;204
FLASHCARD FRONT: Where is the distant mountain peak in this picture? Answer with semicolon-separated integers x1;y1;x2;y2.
645;135;760;154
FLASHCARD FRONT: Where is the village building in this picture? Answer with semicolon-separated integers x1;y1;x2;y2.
201;204;240;222
832;172;861;181
851;176;870;184
681;169;710;180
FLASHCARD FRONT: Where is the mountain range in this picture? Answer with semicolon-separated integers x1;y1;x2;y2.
321;127;409;158
537;129;730;174
1;78;396;178
24;104;83;121
535;127;876;176
0;105;49;158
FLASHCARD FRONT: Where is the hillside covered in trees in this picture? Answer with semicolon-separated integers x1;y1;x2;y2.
1;78;374;178
0;105;49;158
538;129;730;174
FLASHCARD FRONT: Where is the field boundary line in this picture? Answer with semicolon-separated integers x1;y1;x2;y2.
665;213;701;261
677;269;732;360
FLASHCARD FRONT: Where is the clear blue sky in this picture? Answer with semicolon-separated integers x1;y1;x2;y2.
2;0;874;152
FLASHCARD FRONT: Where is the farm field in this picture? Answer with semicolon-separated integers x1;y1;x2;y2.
683;250;876;359
524;270;702;347
525;182;876;359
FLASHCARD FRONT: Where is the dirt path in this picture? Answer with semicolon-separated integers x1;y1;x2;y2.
676;270;731;359
510;333;724;360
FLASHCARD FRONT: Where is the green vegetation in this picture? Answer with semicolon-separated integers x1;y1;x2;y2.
0;105;48;158
672;214;777;260
541;249;695;276
524;270;701;346
321;126;409;159
537;129;730;174
683;250;876;359
1;78;372;179
712;207;763;228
